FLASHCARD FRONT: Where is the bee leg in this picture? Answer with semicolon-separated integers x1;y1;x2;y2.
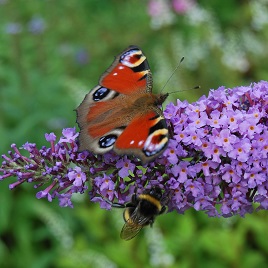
111;203;126;208
124;192;139;208
159;205;167;215
132;193;138;202
149;219;155;228
98;194;126;209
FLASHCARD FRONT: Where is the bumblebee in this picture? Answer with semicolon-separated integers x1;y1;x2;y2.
116;186;167;240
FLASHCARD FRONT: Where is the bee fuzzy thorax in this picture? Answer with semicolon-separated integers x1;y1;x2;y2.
138;194;162;212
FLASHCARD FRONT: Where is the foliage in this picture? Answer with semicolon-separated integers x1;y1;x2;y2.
1;0;268;267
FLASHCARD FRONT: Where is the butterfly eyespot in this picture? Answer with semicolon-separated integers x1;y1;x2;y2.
120;49;139;61
93;87;110;101
143;129;169;157
99;134;117;148
120;49;145;68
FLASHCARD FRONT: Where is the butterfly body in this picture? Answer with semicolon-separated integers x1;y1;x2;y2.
76;46;169;164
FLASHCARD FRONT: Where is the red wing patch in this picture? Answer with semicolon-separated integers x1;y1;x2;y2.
100;46;151;94
101;63;148;94
115;112;157;150
114;111;169;163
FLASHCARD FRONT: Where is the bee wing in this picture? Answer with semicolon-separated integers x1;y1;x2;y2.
120;208;152;240
120;221;143;241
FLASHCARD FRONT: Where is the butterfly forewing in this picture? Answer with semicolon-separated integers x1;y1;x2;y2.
100;46;152;94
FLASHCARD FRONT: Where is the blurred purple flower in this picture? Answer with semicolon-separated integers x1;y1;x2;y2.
148;0;166;17
75;48;90;65
147;0;175;29
172;0;195;14
1;81;268;218
28;16;46;34
4;22;22;35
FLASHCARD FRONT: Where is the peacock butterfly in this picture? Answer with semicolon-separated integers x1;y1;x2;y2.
76;46;169;164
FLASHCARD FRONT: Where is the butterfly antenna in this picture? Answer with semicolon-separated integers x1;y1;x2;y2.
168;85;201;95
160;57;184;94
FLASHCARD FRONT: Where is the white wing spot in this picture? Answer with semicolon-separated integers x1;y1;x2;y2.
118;66;124;70
130;140;135;145
138;140;144;146
113;72;118;76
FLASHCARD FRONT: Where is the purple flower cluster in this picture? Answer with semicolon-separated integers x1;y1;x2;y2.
162;81;268;217
1;81;268;218
0;128;90;208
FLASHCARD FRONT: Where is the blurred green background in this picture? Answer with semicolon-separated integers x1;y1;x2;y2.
1;0;268;267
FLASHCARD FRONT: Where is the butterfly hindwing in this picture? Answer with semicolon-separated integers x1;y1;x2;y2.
114;111;169;163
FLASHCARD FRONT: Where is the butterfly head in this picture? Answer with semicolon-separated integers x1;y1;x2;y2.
155;93;169;106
